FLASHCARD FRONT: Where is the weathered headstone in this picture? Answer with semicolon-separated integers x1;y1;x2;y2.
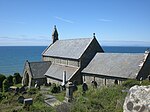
91;81;97;88
73;81;78;92
82;82;88;94
65;82;74;102
24;98;33;106
15;87;20;93
18;96;24;104
123;85;150;112
35;80;40;90
19;85;26;93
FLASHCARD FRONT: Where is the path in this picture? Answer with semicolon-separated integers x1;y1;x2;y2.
40;86;62;107
40;86;70;112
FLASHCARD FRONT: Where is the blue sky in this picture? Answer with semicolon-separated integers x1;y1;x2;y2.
0;0;150;46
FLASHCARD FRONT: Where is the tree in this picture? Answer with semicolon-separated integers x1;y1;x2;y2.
0;74;6;88
7;75;13;86
13;77;17;85
3;79;9;92
13;73;22;84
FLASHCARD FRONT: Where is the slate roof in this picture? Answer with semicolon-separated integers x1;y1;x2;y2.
28;61;51;78
82;53;145;79
42;38;94;59
44;63;79;81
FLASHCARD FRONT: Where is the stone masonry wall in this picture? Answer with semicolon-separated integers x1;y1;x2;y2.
80;38;104;69
84;75;123;86
42;56;79;67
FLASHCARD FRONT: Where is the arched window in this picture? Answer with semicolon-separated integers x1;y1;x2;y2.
24;72;29;86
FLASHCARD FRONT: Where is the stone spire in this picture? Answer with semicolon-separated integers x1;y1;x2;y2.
52;25;58;43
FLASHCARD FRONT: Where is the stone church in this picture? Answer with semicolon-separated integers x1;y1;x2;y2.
22;26;150;87
22;26;104;87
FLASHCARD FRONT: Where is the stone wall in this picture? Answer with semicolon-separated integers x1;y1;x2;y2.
32;78;47;86
46;70;82;85
70;70;83;84
42;56;79;67
22;62;32;87
137;54;150;80
80;37;104;69
84;75;123;86
47;77;62;85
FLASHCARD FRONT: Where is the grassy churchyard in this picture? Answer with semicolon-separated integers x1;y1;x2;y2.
0;79;150;112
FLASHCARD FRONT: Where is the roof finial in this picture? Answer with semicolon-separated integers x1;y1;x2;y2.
54;25;56;29
93;33;96;38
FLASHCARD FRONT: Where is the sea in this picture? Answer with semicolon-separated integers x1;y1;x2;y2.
0;46;150;76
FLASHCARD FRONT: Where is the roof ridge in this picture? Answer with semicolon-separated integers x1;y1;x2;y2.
96;53;144;55
28;61;51;64
42;43;53;55
56;37;93;41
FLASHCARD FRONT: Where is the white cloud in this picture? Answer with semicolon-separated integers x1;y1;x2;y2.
0;35;50;46
55;16;74;24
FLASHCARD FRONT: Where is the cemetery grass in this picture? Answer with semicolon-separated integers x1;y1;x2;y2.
54;91;65;102
0;80;149;112
0;88;56;112
71;85;127;112
71;80;150;112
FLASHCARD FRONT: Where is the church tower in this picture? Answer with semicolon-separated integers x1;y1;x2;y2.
52;25;58;43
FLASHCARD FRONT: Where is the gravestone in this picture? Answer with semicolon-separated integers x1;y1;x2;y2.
65;82;74;102
73;81;78;92
19;85;26;93
18;96;24;104
24;98;33;106
35;80;40;90
91;81;97;88
82;82;88;94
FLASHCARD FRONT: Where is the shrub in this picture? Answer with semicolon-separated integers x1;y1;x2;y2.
13;73;22;84
6;75;13;86
122;79;140;88
34;93;43;102
71;85;127;112
141;80;150;85
13;77;17;85
51;83;61;93
0;74;6;88
27;88;38;95
3;79;9;92
0;92;3;100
